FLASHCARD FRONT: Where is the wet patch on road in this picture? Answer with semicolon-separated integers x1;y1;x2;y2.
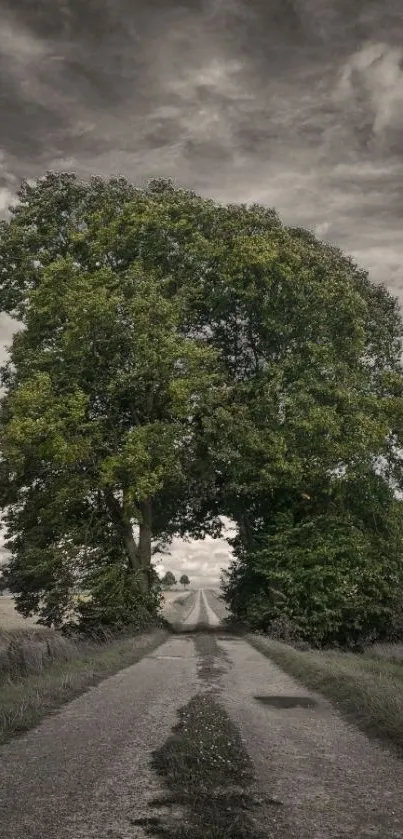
132;693;268;839
255;695;318;710
193;632;230;689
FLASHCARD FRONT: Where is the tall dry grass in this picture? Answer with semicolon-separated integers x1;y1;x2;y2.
365;642;403;664
0;627;97;685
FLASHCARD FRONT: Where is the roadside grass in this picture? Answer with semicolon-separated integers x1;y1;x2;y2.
132;693;267;839
0;626;84;683
0;626;169;745
365;642;403;664
248;635;403;758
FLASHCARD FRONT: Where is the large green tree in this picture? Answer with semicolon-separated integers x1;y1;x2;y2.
222;467;403;647
1;172;403;641
0;176;223;627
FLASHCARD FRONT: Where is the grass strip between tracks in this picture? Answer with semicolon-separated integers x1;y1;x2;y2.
0;627;169;746
248;634;403;758
133;692;269;839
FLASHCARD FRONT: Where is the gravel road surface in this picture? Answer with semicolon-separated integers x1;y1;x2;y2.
182;587;202;625
1;589;403;838
218;635;403;838
182;588;223;628
0;635;199;839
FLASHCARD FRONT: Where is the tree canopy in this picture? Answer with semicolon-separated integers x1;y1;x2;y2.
162;571;176;589
1;172;403;644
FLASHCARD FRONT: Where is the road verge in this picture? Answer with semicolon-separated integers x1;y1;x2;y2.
0;626;169;745
248;634;403;757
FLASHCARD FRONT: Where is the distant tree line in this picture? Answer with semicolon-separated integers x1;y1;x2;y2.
161;572;190;590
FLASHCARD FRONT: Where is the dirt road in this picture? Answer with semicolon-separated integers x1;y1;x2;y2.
1;589;403;838
181;587;221;627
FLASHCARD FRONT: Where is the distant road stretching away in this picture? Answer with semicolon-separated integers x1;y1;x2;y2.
181;588;222;628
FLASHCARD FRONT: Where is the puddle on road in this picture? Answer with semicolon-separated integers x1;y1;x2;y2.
255;695;317;709
194;632;231;687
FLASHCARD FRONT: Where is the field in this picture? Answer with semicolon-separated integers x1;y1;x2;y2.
0;590;192;631
160;589;193;606
0;596;42;630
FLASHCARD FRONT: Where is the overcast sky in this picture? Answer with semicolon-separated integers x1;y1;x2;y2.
1;0;403;584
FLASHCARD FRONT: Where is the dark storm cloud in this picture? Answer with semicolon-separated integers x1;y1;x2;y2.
1;0;403;294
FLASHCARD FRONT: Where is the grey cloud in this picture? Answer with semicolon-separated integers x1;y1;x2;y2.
335;41;403;137
0;188;14;212
0;313;20;363
147;515;235;584
153;523;235;587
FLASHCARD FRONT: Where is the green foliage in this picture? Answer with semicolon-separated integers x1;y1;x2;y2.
222;471;403;648
1;172;403;644
71;565;162;636
0;173;222;628
180;574;190;589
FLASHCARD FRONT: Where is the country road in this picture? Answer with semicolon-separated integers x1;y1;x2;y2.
1;589;403;838
178;587;223;628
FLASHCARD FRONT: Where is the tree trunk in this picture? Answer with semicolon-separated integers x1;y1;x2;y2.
104;488;149;594
238;513;252;552
121;521;139;569
138;499;152;591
